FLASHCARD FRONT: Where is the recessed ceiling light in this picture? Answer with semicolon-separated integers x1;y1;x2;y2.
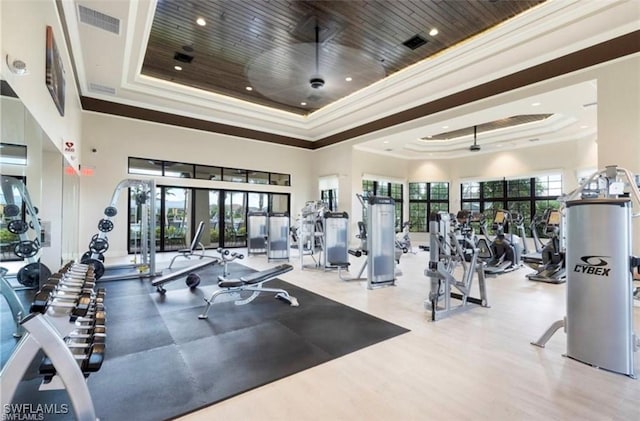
245;86;253;91
442;125;449;129
580;125;588;129
196;17;206;26
495;144;503;148
300;102;307;106
383;141;389;144
174;65;182;71
345;77;352;82
429;28;438;36
531;102;541;106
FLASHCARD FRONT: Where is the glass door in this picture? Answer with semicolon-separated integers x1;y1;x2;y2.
223;191;246;247
163;187;190;251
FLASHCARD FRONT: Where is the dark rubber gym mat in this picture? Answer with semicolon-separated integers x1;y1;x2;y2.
2;262;409;421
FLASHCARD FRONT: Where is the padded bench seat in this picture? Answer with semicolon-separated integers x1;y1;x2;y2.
200;264;298;319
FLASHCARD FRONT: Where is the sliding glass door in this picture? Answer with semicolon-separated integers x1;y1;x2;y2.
128;186;288;253
223;191;247;247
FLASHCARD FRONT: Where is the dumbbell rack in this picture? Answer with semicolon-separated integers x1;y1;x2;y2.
0;262;105;421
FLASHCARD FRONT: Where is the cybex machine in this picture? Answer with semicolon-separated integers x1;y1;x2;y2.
425;212;489;321
364;195;398;289
247;211;268;255
267;212;290;262
82;179;159;281
532;165;640;378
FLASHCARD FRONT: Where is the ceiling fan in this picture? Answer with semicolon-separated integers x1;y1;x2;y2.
245;19;385;112
470;125;481;152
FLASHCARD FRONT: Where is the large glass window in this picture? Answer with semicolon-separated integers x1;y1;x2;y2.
248;171;269;185
248;192;269;212
408;182;449;232
460;174;563;236
270;173;290;186
223;191;247;247
195;165;222;181
128;157;290;187
269;194;289;213
0;143;27;166
127;185;289;252
129;158;162;176
163;187;190;251
164;162;194;178
223;168;248;183
321;189;338;211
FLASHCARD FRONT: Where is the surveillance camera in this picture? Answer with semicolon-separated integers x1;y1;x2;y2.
92;148;97;153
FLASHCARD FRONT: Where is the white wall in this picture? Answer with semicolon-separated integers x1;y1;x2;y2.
1;0;83;168
79;112;313;256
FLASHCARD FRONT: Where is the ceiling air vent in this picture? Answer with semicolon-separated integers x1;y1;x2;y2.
88;82;116;95
174;52;194;63
78;5;120;35
402;34;427;50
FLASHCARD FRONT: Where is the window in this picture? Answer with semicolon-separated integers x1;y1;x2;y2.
128;185;290;253
362;179;404;230
129;158;162;176
248;171;269;185
128;157;290;187
164;161;194;178
321;189;338;211
195;165;222;181
460;174;563;236
462;181;480;199
0;143;27;166
223;168;247;183
270;173;290;186
408;182;449;232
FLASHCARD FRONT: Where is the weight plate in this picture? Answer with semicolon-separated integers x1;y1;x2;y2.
185;273;201;288
82;251;105;262
104;206;118;217
98;218;114;233
17;262;51;288
13;240;39;258
4;204;20;217
7;220;29;234
89;237;109;254
81;258;105;280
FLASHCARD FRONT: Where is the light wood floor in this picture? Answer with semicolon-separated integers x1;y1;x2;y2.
161;250;640;421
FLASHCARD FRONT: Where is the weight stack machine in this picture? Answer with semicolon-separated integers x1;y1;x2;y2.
365;196;397;289
532;165;640;378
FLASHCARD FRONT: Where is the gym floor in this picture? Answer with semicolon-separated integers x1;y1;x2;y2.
164;249;640;420
3;249;639;420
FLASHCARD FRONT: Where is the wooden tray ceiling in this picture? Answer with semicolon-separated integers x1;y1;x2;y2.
142;0;544;115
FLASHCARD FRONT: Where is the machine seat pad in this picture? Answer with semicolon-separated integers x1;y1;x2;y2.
329;261;350;268
218;279;244;288
239;264;293;285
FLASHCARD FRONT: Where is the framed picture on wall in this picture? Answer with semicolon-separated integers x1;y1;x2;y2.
45;25;65;116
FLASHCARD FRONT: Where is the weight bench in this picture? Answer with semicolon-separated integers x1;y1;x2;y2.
198;264;298;319
168;221;207;269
